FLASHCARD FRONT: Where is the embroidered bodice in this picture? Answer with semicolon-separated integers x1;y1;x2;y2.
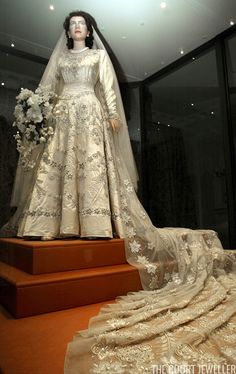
59;49;99;89
57;49;118;119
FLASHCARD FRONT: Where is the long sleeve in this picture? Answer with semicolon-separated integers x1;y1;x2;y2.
99;50;120;120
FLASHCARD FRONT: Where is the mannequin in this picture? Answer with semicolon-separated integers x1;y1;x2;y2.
1;11;137;241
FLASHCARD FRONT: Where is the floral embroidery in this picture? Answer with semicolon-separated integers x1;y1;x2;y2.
21;208;61;218
129;240;141;253
107;318;127;329
137;255;157;274
79;208;111;217
126;227;136;238
124;179;134;193
91;361;126;374
171;273;183;285
122;211;131;224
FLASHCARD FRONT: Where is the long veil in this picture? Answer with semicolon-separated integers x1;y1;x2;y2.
62;26;236;373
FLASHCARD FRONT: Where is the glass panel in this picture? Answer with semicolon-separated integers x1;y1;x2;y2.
144;48;229;247
226;33;236;184
0;51;46;226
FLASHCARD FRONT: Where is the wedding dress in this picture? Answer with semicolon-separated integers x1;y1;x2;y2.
1;28;236;371
2;47;131;238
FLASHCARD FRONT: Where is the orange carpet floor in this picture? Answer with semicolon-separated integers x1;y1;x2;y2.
0;301;113;374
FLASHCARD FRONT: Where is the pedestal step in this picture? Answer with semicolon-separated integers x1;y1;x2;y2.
0;260;142;318
0;238;126;274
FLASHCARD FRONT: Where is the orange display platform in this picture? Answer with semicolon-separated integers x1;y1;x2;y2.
0;261;141;318
0;238;142;318
0;237;127;274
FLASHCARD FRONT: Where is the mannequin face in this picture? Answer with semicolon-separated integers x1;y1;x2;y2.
68;16;88;41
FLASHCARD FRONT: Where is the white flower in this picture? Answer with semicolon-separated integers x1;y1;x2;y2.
39;136;46;143
123;179;134;192
127;185;133;193
14;104;23;117
146;263;157;274
27;96;39;106
14;107;25;123
14;132;21;140
130;240;141;253
137;255;149;265
126;227;136;238
27;106;43;123
17;123;26;133
16;88;33;101
48;126;54;135
171;272;182;284
122;211;131;224
137;256;157;274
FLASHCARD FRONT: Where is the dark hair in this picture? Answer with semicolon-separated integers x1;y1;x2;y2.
63;11;94;49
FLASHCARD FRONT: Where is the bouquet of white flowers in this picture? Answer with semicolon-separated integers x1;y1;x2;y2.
13;85;56;169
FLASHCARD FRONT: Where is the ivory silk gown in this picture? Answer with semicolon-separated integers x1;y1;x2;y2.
2;49;127;239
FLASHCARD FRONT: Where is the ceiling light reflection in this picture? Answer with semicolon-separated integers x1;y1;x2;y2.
160;2;167;9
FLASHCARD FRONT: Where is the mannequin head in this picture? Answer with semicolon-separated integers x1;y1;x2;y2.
63;11;94;49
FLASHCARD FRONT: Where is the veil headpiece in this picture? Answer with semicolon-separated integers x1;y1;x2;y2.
40;28;138;189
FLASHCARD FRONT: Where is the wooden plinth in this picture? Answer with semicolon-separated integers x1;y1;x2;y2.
0;238;127;274
0;238;142;318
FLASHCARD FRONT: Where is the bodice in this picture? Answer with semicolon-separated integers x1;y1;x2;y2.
57;48;118;120
58;49;100;90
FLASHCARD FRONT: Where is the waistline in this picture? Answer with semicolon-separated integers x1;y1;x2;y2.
61;83;94;96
